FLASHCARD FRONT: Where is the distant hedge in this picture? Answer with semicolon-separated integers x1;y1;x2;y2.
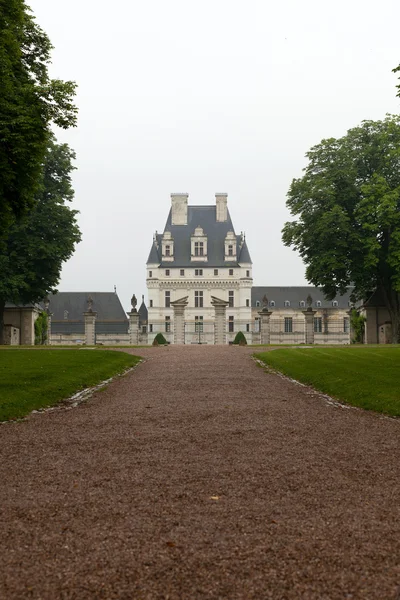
153;332;168;345
233;331;247;345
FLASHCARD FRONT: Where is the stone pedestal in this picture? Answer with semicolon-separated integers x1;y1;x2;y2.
211;296;229;345
170;296;188;345
302;308;317;344
46;313;52;345
84;311;97;345
258;309;272;345
128;311;139;345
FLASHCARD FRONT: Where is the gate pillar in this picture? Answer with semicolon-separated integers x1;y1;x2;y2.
211;296;229;345
171;296;188;345
258;309;272;345
302;308;317;344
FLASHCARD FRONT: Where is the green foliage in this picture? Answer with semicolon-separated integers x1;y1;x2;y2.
282;115;400;341
233;331;247;345
256;347;400;417
0;137;81;343
350;309;366;343
0;349;140;421
34;310;48;345
393;64;400;98
0;0;77;229
153;332;167;345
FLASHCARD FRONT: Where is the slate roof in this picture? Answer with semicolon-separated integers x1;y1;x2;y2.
251;286;354;309
147;206;252;267
138;296;148;323
48;292;129;334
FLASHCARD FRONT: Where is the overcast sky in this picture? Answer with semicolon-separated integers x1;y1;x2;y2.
30;0;400;312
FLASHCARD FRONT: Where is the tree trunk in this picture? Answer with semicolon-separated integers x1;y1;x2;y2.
0;298;5;346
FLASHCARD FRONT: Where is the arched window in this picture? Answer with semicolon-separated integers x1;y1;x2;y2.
332;300;338;307
316;300;321;308
255;301;260;307
270;300;275;307
284;300;290;307
299;300;305;307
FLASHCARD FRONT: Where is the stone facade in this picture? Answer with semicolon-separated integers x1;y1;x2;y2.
146;193;253;345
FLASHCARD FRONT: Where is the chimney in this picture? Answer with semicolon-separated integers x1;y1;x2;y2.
171;193;188;225
215;193;228;222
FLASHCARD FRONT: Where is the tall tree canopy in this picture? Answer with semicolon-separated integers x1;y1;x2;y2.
282;115;400;341
0;137;81;342
0;0;77;229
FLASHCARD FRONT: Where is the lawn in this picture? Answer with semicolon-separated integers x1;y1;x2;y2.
255;346;400;417
0;349;141;421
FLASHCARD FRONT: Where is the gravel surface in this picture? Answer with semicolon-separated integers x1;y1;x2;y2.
0;345;399;599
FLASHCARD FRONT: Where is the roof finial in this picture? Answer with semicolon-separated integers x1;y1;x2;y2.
114;285;117;293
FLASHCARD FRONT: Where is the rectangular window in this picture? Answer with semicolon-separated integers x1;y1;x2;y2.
195;316;203;332
246;299;250;307
194;241;204;256
314;317;322;333
165;291;170;308
149;324;153;333
343;317;349;333
246;323;250;332
284;317;293;333
246;270;250;277
229;269;233;276
228;291;234;308
165;316;171;332
254;318;260;332
180;269;185;276
149;271;152;278
165;245;170;256
195;291;203;308
195;269;203;276
228;316;234;333
228;245;233;256
149;299;153;308
214;269;218;276
165;269;170;276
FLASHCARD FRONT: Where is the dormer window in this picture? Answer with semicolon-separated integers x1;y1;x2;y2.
191;226;208;262
270;301;275;307
256;301;260;307
284;300;290;307
316;300;322;308
299;300;305;307
224;231;237;261
162;231;174;262
332;300;338;307
194;241;204;256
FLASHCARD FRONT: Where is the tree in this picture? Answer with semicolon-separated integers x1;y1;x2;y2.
34;310;48;344
282;115;400;342
393;64;400;98
153;333;167;346
0;0;77;230
0;137;81;343
233;331;247;345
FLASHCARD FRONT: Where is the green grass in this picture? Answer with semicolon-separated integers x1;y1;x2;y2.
255;347;400;417
0;349;141;421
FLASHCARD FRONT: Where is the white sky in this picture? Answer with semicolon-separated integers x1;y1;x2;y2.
30;0;400;312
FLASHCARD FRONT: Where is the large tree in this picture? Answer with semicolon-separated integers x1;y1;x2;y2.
0;137;81;342
0;0;77;230
282;115;400;342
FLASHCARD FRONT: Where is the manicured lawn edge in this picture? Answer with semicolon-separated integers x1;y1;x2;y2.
255;347;400;417
0;350;142;422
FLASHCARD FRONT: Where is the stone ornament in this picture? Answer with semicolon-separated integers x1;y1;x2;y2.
131;294;138;312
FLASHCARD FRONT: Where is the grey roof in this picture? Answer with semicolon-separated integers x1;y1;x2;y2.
138;298;148;323
238;239;251;264
251;286;354;309
363;288;386;308
147;206;252;267
48;292;129;322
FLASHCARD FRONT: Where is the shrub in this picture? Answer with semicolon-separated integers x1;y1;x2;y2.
153;332;167;346
233;331;247;346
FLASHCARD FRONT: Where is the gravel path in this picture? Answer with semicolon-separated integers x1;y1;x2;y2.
1;345;399;599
